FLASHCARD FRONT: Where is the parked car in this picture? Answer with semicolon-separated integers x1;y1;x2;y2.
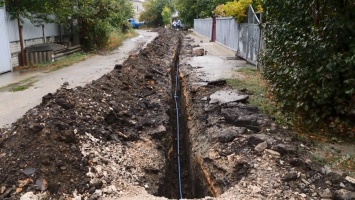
128;18;144;29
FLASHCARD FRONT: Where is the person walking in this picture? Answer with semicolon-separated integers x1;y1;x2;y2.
172;20;177;29
177;19;181;29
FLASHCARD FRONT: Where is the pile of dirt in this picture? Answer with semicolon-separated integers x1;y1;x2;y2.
1;28;354;200
0;28;182;199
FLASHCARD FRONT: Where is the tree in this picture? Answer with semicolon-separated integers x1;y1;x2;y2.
260;0;355;133
139;0;173;27
5;0;133;50
173;0;232;27
161;6;172;26
77;0;133;50
214;0;263;22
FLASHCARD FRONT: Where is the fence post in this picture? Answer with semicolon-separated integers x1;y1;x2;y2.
211;15;216;42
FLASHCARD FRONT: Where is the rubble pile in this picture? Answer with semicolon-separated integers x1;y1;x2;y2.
178;37;355;200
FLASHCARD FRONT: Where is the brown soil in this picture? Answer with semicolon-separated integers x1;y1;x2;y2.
0;29;354;200
0;28;182;199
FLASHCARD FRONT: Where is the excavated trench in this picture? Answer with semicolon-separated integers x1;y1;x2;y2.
2;29;353;200
0;29;223;199
155;40;209;199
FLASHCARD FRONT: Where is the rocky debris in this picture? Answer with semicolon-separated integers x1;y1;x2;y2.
334;189;355;200
265;149;281;158
273;143;297;155
20;192;37;200
319;188;332;198
207;80;227;86
178;34;355;200
209;90;249;104
0;28;183;199
254;141;267;152
282;172;298;182
35;178;48;191
0;28;354;200
221;104;272;132
193;48;205;56
345;176;355;185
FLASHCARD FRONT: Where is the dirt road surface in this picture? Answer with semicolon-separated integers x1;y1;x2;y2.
0;30;158;128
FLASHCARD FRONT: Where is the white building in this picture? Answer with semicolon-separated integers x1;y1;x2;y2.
130;0;146;20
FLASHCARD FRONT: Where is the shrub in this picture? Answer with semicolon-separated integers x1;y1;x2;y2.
260;0;355;134
161;6;172;26
214;0;262;22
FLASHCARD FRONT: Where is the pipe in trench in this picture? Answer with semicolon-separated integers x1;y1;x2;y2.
17;17;25;66
173;44;183;199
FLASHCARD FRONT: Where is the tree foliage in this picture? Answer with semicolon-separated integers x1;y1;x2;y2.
214;0;263;22
139;0;173;27
173;0;232;27
5;0;133;50
77;0;133;50
260;0;355;133
161;6;172;26
5;0;73;25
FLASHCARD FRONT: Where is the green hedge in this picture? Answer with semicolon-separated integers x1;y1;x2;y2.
260;0;355;133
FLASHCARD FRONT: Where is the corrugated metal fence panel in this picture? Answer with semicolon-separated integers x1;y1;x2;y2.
238;23;248;59
248;24;261;64
215;17;238;51
194;18;212;39
6;15;60;42
238;23;261;65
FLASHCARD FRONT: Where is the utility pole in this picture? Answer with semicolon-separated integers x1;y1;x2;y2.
16;0;25;66
72;0;79;45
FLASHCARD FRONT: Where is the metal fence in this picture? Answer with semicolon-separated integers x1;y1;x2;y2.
241;5;262;65
193;5;263;65
193;18;212;39
5;14;60;42
215;17;238;51
238;23;261;65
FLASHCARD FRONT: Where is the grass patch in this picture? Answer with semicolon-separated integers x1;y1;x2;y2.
46;52;91;72
227;66;355;175
313;153;355;176
0;77;38;92
14;29;138;72
106;29;138;51
227;66;290;127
